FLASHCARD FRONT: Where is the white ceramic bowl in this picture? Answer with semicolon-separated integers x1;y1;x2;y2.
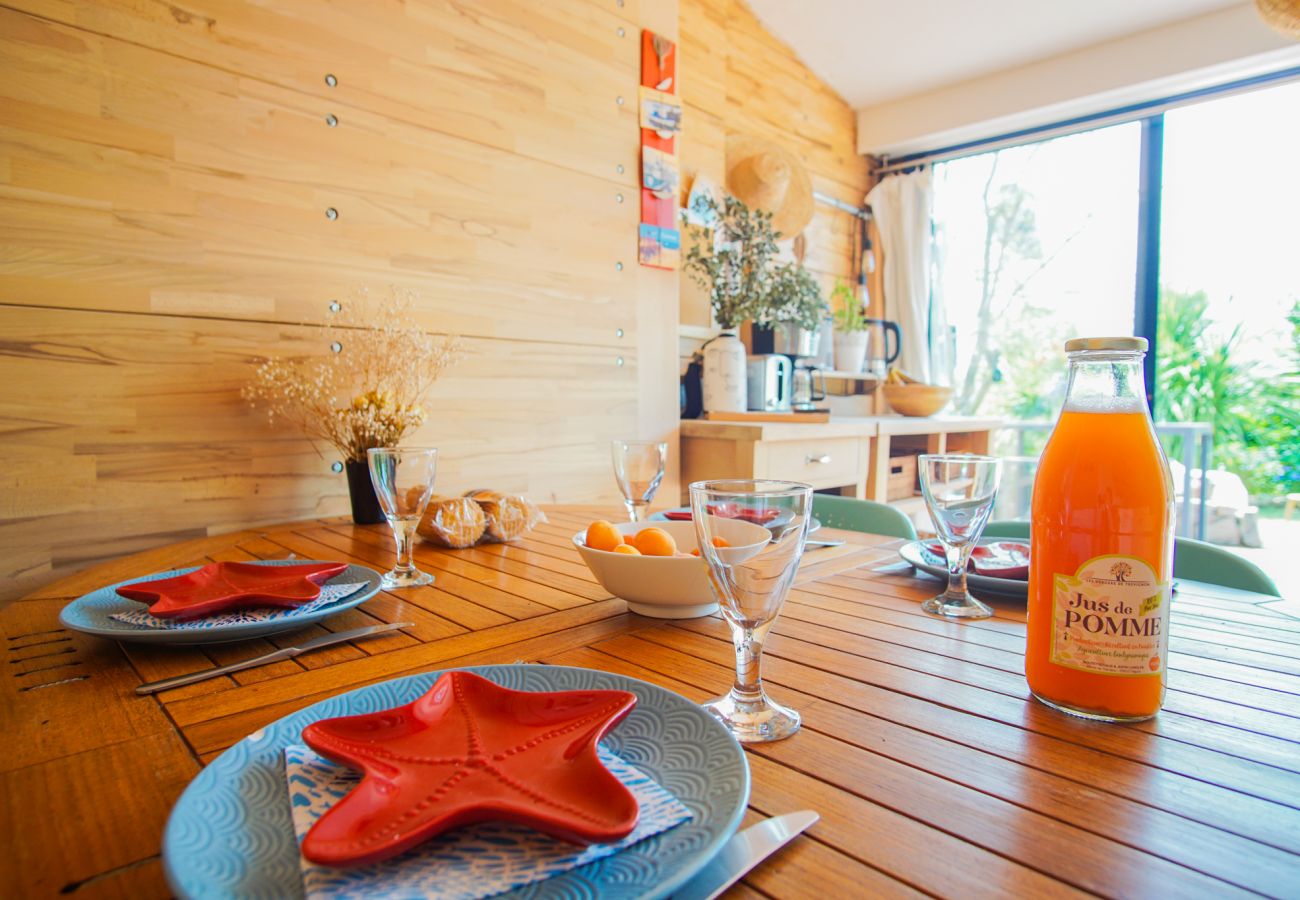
573;519;770;618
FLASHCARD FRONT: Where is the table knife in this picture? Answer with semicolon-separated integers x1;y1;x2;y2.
672;810;819;900
135;622;412;695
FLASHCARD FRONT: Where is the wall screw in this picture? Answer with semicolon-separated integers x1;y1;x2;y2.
326;207;338;220
325;73;338;87
325;113;338;127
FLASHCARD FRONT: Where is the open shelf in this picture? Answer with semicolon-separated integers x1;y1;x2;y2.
823;371;881;383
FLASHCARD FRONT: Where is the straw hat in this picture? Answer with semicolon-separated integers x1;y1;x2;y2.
725;134;814;239
1256;0;1300;37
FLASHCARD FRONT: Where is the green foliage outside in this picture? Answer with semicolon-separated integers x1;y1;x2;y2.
1155;288;1300;498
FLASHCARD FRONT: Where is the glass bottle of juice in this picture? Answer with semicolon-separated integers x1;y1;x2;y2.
1026;337;1175;722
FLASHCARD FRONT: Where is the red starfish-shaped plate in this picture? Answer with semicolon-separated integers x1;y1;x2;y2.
116;561;349;621
301;670;640;867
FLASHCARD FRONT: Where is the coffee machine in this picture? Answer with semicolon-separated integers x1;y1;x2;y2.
773;323;828;412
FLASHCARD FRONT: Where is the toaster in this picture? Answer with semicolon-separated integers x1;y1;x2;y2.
746;354;792;412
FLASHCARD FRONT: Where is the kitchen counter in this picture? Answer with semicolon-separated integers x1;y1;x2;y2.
679;415;1002;502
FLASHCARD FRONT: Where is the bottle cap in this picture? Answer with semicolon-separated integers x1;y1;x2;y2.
1064;337;1148;353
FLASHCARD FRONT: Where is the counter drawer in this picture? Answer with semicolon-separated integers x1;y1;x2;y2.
760;437;863;487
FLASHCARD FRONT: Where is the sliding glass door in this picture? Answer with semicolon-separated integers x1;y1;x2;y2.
933;124;1141;425
929;78;1299;561
1156;79;1300;551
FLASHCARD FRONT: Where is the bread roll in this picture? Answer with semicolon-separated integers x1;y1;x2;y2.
416;496;487;548
467;490;545;542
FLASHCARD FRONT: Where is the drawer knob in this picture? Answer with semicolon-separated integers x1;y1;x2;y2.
806;454;832;465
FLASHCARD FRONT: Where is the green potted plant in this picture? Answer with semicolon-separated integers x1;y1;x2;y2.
685;195;781;413
760;263;828;358
830;279;870;374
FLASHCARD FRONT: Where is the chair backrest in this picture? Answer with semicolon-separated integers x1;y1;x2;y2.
982;521;1280;596
983;520;1030;539
1172;536;1279;596
812;494;917;540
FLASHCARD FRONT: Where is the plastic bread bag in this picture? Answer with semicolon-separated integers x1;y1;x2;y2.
465;490;547;542
415;495;487;548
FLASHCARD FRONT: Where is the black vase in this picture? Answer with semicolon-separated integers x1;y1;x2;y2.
344;459;385;525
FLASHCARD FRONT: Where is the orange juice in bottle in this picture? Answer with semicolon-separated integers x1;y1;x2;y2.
1027;337;1175;722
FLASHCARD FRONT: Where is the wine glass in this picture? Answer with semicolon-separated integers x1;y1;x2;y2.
611;440;667;522
689;479;812;743
366;447;438;589
918;454;1001;618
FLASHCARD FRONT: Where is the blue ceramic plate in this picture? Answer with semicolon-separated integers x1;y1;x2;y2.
58;559;382;645
899;538;1029;600
163;665;750;900
649;507;822;534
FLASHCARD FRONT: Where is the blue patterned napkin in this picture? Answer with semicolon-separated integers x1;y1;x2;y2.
283;744;693;899
109;582;368;630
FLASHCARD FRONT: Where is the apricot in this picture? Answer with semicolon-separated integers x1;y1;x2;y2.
691;536;730;557
585;519;623;552
612;543;641;555
633;526;677;557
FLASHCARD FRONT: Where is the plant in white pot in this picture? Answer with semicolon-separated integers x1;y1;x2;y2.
830;280;870;374
684;195;780;413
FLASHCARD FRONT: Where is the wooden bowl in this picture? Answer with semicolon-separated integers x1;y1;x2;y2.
883;383;953;417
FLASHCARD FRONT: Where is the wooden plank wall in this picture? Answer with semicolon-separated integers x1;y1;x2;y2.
0;0;863;602
677;0;872;337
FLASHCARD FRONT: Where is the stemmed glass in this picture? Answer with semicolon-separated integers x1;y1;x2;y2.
611;440;667;522
918;454;1001;618
689;479;812;743
366;447;438;589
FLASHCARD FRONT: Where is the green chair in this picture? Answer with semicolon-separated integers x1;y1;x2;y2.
982;520;1279;596
1170;536;1279;596
813;494;917;540
983;520;1030;539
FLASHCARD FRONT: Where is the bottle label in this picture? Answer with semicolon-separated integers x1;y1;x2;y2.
1051;555;1169;677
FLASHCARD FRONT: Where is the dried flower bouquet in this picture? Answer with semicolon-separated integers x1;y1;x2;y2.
243;288;462;462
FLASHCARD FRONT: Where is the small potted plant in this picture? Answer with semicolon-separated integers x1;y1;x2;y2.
242;287;462;523
758;263;828;357
830;279;870;374
684;195;780;413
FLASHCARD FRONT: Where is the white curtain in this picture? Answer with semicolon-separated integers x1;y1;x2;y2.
866;169;947;385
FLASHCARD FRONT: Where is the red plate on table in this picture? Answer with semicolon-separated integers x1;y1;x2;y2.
300;670;640;867
116;560;349;620
899;538;1031;599
651;506;822;534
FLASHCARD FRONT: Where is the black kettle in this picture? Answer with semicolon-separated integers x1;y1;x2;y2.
863;318;902;374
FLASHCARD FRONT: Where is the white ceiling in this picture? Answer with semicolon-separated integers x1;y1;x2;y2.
747;0;1243;108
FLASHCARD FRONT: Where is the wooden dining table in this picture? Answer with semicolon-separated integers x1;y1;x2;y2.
4;506;1299;898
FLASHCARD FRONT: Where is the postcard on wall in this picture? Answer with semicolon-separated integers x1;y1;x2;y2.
639;223;681;270
642;147;680;198
639;86;682;136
